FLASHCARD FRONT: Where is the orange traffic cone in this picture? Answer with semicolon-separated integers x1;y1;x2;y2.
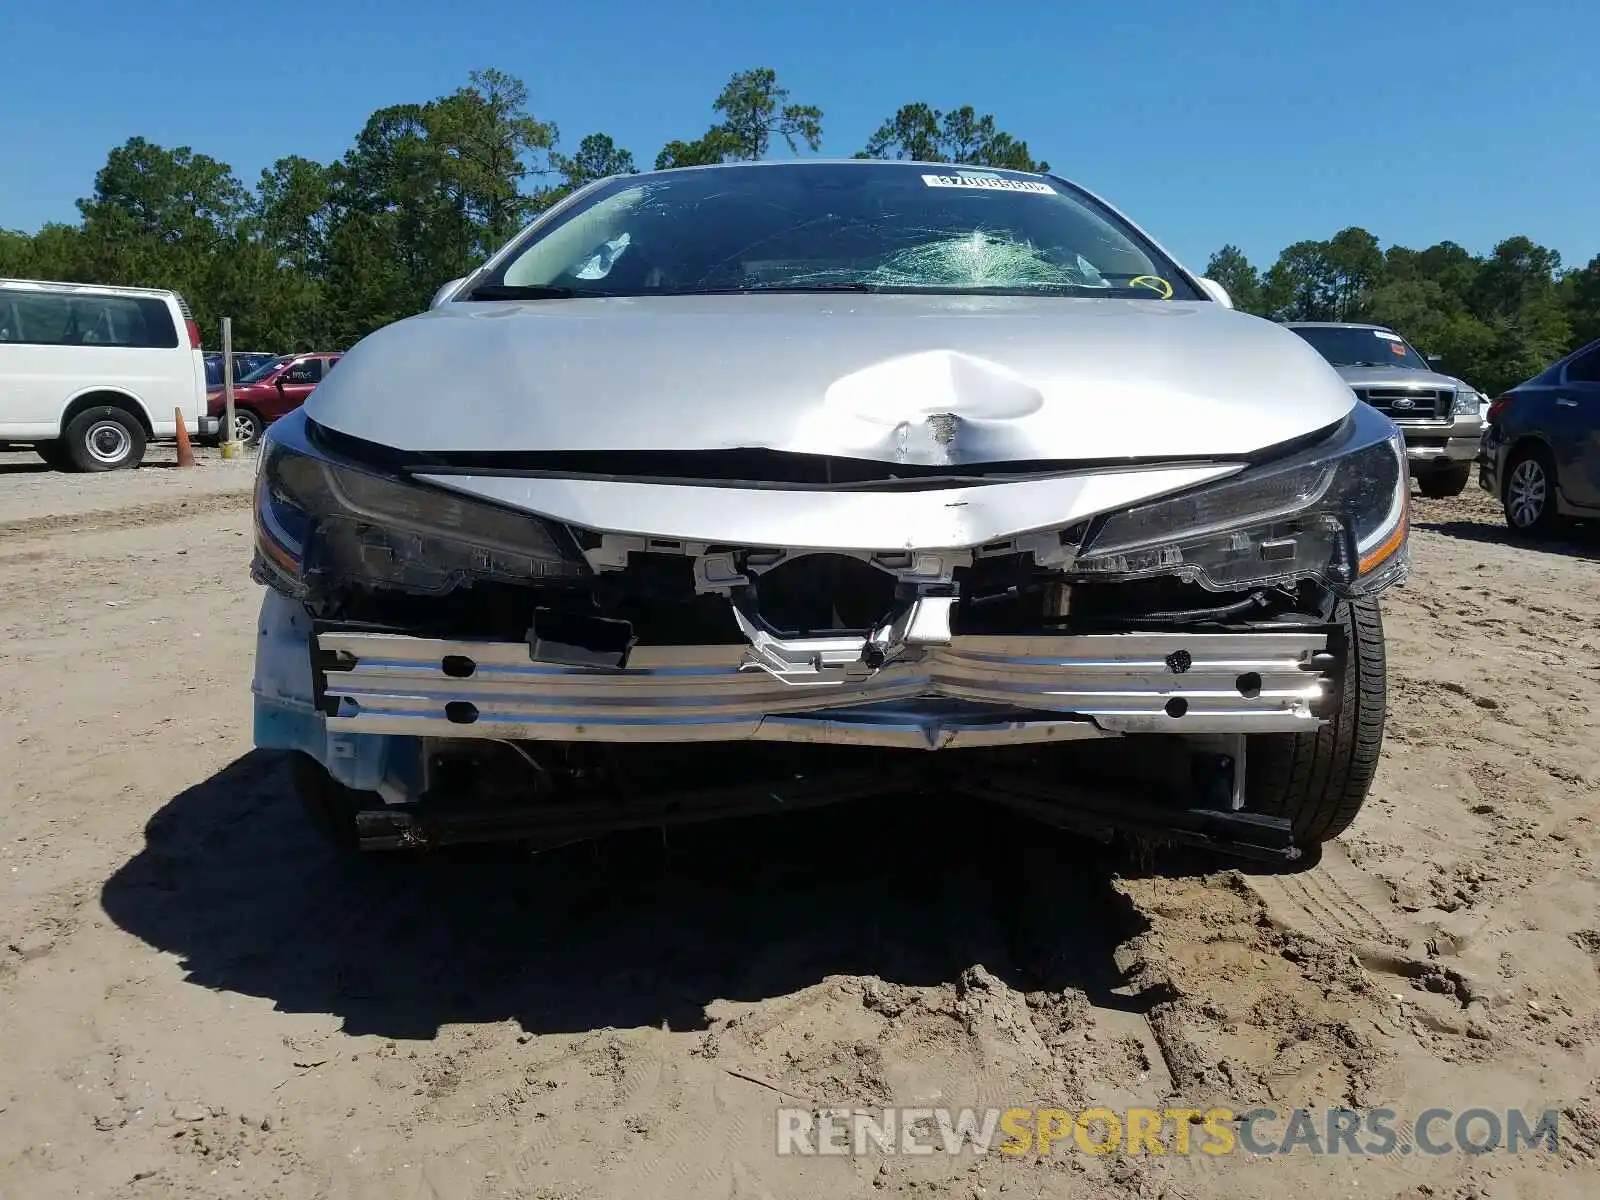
174;407;195;468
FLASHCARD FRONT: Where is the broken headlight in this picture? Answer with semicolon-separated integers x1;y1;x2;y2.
1073;405;1409;597
253;425;584;598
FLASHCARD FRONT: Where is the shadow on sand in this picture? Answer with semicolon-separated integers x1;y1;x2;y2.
1415;515;1600;562
104;751;1224;1040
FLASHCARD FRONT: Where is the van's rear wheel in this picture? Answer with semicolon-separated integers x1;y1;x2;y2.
1246;599;1386;846
63;407;146;472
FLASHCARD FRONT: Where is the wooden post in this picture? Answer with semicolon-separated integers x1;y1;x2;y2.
219;317;239;459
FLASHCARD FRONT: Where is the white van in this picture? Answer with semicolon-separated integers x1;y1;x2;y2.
0;278;213;471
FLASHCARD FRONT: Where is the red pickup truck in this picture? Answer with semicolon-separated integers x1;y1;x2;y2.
206;352;342;446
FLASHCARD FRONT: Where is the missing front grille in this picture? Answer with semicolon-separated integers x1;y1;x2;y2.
747;554;898;637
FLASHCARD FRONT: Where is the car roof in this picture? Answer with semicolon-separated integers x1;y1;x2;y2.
617;157;1055;184
1523;335;1600;384
633;157;1049;176
1283;321;1396;331
0;276;182;300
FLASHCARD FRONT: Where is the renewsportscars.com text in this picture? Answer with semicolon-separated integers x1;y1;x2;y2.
776;1106;1564;1157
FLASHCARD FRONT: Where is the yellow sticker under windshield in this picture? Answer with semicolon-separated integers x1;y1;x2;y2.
1129;275;1175;300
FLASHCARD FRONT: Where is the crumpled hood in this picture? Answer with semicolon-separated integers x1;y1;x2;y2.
306;293;1357;464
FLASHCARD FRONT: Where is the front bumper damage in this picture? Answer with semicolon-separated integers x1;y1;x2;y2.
308;621;1331;747
251;404;1409;863
255;586;1338;862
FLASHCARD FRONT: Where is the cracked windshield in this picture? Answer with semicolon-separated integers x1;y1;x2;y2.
490;162;1193;299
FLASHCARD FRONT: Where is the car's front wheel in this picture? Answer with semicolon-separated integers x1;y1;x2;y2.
230;408;266;448
1417;461;1471;499
1246;599;1385;847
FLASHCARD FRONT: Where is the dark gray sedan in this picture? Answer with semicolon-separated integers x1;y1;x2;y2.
1479;337;1600;534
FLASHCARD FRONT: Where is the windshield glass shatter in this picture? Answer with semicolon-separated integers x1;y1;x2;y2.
482;162;1199;300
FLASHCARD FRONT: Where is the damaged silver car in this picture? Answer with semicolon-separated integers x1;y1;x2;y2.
251;160;1411;863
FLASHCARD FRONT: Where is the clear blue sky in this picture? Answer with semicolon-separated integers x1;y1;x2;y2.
2;0;1595;273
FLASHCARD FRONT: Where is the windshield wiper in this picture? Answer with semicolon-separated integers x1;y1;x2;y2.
1334;360;1401;368
467;283;600;301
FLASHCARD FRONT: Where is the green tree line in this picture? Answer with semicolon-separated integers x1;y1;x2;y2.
2;65;1595;396
1206;233;1600;395
0;67;1042;352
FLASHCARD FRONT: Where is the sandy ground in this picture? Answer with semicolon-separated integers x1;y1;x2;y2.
0;449;1596;1200
0;443;260;529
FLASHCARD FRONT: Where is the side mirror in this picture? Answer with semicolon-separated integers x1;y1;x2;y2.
430;277;466;310
1196;277;1234;309
275;376;287;391
1427;355;1443;366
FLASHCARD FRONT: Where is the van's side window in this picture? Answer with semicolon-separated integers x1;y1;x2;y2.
0;292;180;349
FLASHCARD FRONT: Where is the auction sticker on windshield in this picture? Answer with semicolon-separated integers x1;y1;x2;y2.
921;174;1055;194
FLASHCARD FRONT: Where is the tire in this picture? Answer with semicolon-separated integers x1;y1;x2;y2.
34;440;71;470
63;406;147;472
1246;599;1386;847
230;407;265;447
1501;443;1562;537
290;752;366;851
1417;461;1471;499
